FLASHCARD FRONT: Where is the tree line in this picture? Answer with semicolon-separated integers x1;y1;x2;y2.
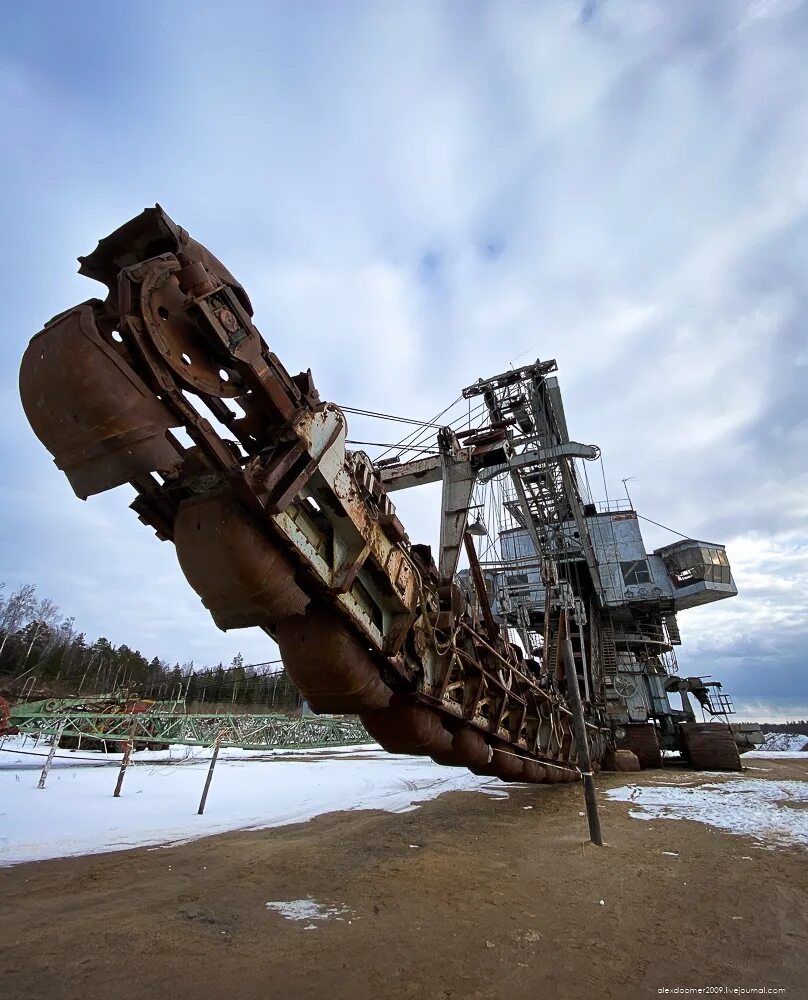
0;583;302;713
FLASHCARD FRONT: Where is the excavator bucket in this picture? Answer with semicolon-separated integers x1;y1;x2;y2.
20;302;182;499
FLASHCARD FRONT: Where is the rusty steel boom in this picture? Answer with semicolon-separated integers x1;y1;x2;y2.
22;206;758;786
20;207;598;785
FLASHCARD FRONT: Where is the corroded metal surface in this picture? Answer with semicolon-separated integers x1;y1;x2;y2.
19;206;600;783
20;303;182;499
682;722;742;772
616;723;662;769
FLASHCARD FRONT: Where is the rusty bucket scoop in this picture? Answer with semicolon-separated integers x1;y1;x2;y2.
20;302;182;500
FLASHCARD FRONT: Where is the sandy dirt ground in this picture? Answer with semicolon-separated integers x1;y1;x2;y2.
1;758;806;1000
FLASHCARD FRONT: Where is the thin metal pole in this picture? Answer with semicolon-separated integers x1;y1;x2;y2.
560;614;604;846
37;722;65;789
197;736;223;815
113;723;137;798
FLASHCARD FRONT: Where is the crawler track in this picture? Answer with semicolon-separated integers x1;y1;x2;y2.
682;722;742;772
616;723;663;769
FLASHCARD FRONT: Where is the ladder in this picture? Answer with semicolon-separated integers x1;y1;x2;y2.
600;616;618;676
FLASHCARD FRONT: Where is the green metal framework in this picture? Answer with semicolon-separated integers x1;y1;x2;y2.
7;697;371;751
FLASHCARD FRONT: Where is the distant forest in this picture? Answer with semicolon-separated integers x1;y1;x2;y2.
0;583;301;713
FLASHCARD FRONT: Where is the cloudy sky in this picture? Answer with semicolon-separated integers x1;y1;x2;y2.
1;1;806;719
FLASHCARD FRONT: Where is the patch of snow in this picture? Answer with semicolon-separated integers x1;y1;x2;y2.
0;737;507;866
758;733;808;753
265;898;350;922
0;735;385;770
607;778;808;849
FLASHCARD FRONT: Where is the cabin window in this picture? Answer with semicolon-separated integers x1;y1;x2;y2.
702;547;731;584
662;545;732;587
620;560;651;586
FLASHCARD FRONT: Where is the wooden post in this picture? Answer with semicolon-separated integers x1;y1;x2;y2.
113;722;137;798
37;722;65;789
560;611;604;847
197;734;223;815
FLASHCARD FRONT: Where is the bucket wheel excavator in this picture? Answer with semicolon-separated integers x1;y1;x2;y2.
19;207;598;784
20;207;752;782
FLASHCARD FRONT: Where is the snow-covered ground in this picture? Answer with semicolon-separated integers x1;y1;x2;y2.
0;736;506;867
3;735;807;867
607;777;808;849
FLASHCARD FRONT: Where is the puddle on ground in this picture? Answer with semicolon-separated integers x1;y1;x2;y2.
265;898;353;924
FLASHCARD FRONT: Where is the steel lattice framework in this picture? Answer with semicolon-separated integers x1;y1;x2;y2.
8;700;371;751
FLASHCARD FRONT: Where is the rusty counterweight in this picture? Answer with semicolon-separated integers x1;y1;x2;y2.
19;206;604;783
